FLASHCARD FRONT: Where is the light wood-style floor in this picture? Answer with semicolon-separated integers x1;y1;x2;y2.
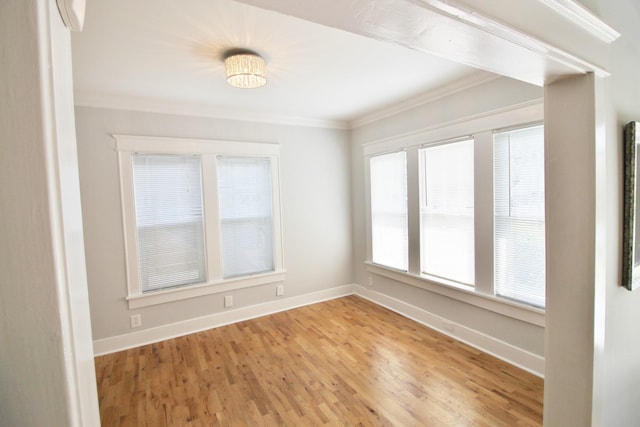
95;296;543;426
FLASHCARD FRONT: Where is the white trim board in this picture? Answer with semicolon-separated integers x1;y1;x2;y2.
535;0;620;42
361;98;544;156
354;284;544;377
74;91;350;130
76;74;501;132
350;72;500;129
365;263;545;327
93;284;356;356
93;283;545;377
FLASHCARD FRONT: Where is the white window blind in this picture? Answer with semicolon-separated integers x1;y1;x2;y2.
217;156;274;278
370;151;408;271
419;139;475;284
494;125;545;307
132;154;206;292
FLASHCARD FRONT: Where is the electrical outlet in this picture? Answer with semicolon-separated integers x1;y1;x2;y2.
130;314;142;328
224;295;233;308
368;277;374;287
276;284;284;296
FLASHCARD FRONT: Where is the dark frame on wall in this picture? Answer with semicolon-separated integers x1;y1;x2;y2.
623;121;640;290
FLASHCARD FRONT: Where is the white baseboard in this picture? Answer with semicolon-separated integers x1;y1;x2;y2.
93;284;356;356
353;284;545;377
93;282;544;378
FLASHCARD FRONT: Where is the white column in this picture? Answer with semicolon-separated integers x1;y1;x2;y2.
0;1;100;426
544;72;603;426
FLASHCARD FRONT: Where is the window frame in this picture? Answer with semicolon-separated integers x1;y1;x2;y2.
116;135;285;309
493;124;546;308
217;155;276;279
418;137;476;285
363;101;545;325
130;153;207;293
369;150;409;272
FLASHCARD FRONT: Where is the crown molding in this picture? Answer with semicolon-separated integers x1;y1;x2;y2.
73;91;350;130
361;98;544;156
76;76;504;131
350;71;500;129
422;0;619;44
535;0;620;43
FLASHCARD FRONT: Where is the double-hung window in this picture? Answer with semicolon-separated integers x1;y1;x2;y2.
131;154;207;293
369;151;408;271
117;135;285;309
419;139;475;284
218;156;274;278
365;103;546;313
493;125;545;307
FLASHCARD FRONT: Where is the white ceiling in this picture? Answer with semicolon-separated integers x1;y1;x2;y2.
71;0;484;125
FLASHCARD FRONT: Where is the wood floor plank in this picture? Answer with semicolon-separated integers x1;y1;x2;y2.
95;295;543;426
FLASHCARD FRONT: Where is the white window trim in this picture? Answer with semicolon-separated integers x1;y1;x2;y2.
115;134;285;309
362;99;544;326
365;262;544;326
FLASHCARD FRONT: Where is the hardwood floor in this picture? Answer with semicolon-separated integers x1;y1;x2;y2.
95;296;543;426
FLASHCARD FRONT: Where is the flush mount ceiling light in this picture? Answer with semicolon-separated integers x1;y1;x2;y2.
224;51;266;89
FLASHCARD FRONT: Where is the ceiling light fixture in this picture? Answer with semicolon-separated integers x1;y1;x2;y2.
224;51;266;89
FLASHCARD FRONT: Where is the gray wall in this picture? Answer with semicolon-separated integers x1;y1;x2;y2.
350;76;546;356
75;107;353;340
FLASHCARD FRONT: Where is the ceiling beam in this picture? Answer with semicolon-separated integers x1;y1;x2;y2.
235;0;617;86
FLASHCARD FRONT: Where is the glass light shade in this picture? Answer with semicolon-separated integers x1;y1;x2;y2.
224;53;266;89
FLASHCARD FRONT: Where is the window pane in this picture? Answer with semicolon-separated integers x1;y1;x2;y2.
420;139;475;284
218;157;274;278
132;154;206;292
370;151;408;271
494;125;545;307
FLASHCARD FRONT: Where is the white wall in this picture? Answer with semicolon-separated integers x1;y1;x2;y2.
0;1;99;426
350;77;546;360
583;1;640;425
75;107;353;343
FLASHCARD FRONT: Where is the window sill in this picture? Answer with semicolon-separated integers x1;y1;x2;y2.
364;262;545;327
126;270;286;309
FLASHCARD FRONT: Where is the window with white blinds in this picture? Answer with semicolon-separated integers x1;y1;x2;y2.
494;125;545;307
419;139;475;284
132;154;206;292
370;151;408;271
116;135;284;308
364;104;545;318
217;157;274;278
